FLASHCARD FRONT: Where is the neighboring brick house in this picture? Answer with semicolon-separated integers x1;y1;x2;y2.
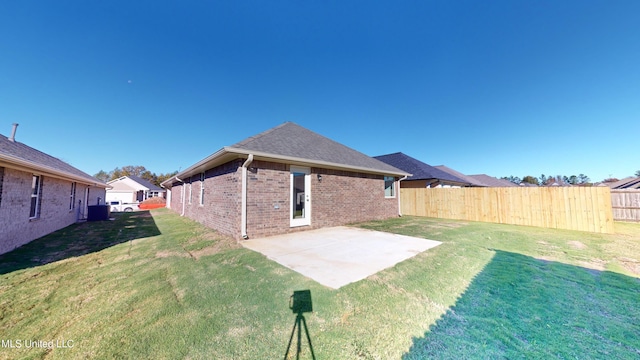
161;122;409;240
106;175;165;203
374;152;471;188
0;124;107;255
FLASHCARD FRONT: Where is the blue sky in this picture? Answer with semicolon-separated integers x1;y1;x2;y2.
1;1;638;182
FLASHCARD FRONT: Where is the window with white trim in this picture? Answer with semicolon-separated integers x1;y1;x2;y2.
69;182;77;210
384;176;396;198
30;175;43;218
199;172;205;205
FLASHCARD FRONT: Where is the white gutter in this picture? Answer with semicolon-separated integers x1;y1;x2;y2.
398;175;408;216
226;147;409;177
241;154;254;239
163;146;410;184
0;154;108;188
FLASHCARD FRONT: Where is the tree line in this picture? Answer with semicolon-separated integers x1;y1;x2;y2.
94;165;177;187
503;170;640;186
501;174;591;186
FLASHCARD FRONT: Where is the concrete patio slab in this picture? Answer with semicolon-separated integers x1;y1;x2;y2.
242;226;441;289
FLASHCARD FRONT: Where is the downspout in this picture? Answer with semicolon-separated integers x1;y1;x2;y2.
241;154;254;239
175;176;185;216
398;175;408;217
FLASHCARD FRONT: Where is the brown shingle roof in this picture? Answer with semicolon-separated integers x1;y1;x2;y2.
229;122;405;175
469;174;519;187
168;122;409;183
0;133;106;186
434;165;486;187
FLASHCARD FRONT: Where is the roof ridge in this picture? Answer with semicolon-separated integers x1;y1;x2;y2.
232;122;294;148
227;122;407;175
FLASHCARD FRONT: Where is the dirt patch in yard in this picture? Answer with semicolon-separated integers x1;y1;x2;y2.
398;221;468;230
156;230;240;260
577;258;607;271
568;241;587;250
618;257;640;275
189;240;238;259
155;251;190;259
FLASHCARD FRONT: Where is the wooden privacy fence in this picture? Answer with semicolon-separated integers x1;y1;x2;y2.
611;190;640;222
400;187;614;234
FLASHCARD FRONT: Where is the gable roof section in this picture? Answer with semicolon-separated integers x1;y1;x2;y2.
374;152;469;185
108;175;163;191
128;175;163;191
229;122;406;174
0;133;107;187
166;122;408;184
469;174;519;187
434;165;486;187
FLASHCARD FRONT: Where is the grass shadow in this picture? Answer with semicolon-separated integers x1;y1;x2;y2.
403;250;640;359
0;211;161;275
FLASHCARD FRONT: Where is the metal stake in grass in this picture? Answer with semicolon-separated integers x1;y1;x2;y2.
284;290;316;360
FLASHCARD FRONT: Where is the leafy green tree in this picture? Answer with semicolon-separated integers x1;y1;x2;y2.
93;170;109;182
502;176;521;184
635;170;640;177
121;165;148;178
156;172;178;186
577;174;590;184
93;166;176;187
539;174;547;185
110;167;124;180
522;176;539;185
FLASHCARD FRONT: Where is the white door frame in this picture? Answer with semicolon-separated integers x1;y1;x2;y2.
290;166;311;227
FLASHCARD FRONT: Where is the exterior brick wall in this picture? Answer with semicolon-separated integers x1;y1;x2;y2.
167;159;400;240
310;168;398;229
169;160;243;238
0;167;106;255
246;161;291;238
245;161;399;238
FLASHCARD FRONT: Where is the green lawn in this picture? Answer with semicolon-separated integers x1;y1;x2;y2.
1;209;639;359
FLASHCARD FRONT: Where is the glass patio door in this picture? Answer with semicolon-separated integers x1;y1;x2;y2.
290;166;311;227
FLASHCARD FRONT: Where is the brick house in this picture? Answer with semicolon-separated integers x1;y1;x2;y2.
161;122;409;240
0;124;108;255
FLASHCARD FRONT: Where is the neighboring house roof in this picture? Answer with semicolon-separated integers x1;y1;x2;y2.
469;174;520;187
373;152;470;185
518;182;539;187
606;177;640;189
129;175;164;191
0;133;107;187
108;175;163;192
164;122;409;185
434;165;486;187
